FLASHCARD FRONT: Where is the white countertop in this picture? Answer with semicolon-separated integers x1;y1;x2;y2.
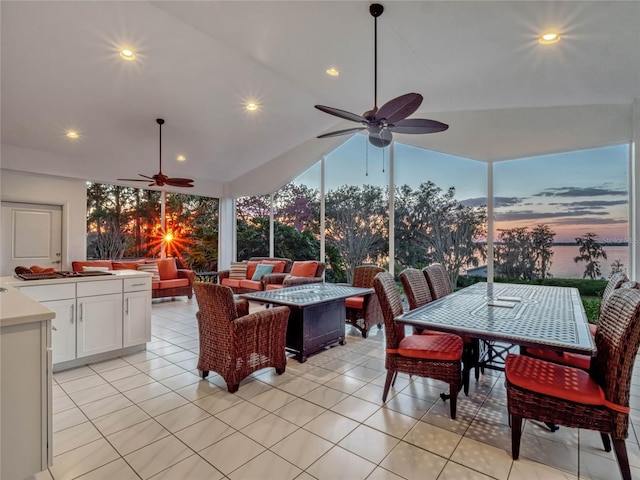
1;270;152;288
1;271;151;328
0;284;54;328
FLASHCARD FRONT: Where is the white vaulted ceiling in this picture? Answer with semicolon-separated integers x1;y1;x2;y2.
1;1;639;197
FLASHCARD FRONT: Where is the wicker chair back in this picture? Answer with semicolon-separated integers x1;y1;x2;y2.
592;288;640;420
373;272;406;350
352;265;385;288
400;268;433;310
423;263;453;299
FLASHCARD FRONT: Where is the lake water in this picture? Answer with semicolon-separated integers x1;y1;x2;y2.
546;245;628;279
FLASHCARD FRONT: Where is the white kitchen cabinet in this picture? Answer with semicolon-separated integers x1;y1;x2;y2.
76;292;123;358
124;290;151;347
10;271;151;369
1;287;53;480
44;298;76;363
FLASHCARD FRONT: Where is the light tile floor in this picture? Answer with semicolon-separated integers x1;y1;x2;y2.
34;297;640;480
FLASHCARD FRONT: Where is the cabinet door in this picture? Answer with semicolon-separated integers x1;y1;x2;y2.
77;294;123;358
123;290;151;347
43;299;76;364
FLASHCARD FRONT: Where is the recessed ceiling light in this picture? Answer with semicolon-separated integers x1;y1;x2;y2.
538;32;561;45
326;68;340;77
246;103;258;111
119;48;136;60
66;131;79;139
176;155;186;162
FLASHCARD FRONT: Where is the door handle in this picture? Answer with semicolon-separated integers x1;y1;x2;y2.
70;304;74;324
79;303;83;322
52;326;58;331
125;298;129;315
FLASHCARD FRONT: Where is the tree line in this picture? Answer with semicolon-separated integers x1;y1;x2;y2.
87;181;619;282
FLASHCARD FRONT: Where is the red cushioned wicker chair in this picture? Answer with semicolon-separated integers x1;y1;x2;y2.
193;282;290;393
505;288;640;480
345;265;385;338
374;272;463;418
423;263;479;395
524;272;631;369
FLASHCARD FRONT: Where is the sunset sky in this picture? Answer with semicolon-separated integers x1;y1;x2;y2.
298;136;629;244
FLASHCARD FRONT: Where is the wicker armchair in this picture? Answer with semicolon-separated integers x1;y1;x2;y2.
506;288;640;480
345;265;385;338
193;283;289;393
423;263;479;394
374;272;463;418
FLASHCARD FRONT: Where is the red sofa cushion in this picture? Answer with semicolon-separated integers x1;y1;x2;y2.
221;278;241;288
246;261;260;280
72;260;113;272
290;261;318;277
265;284;283;291
505;354;604;405
260;260;287;274
155;278;189;289
239;279;262;290
112;261;142;270
157;258;178;280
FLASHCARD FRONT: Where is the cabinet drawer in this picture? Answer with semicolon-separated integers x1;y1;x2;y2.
19;283;75;302
77;279;122;297
124;277;152;292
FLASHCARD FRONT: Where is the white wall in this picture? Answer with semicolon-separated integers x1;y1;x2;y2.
1;169;87;270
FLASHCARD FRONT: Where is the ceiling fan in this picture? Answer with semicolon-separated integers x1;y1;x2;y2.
315;3;448;148
118;118;194;188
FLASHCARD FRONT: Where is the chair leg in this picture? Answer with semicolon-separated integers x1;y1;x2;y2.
275;367;286;375
600;432;612;452
511;414;523;460
449;383;458;419
612;439;632;480
391;371;398;387
462;362;470;396
227;383;239;393
382;370;395;402
200;370;209;379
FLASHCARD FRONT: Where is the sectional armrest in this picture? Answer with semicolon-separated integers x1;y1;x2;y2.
217;270;230;281
262;273;289;286
177;269;196;284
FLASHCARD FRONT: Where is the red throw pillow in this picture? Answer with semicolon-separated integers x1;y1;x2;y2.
246;261;260;280
156;258;178;280
290;261;319;277
260;260;287;273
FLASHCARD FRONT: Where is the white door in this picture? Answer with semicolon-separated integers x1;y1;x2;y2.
1;202;62;276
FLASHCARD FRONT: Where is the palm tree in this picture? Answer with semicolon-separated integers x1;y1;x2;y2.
574;233;607;279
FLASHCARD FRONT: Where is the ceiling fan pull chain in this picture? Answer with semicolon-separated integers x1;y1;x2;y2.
365;137;369;177
382;145;385;173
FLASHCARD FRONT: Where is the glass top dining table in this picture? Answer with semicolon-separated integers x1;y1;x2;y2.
395;282;596;357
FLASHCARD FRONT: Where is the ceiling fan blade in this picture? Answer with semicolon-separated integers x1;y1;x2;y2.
389;118;449;134
317;127;366;139
139;174;156;180
117;178;152;182
314;105;367;123
376;93;423;124
166;178;194;187
368;129;392;148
